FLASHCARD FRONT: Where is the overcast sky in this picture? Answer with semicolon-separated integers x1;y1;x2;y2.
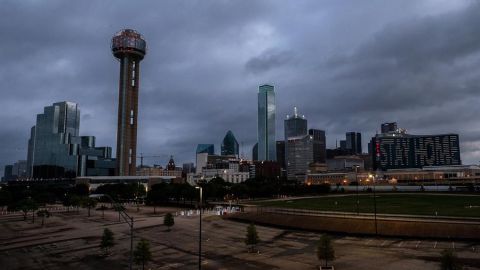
2;0;480;175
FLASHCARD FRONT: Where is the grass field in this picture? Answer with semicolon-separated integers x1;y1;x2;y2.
254;194;480;218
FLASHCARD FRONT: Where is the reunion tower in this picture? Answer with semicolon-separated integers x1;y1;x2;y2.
111;29;147;176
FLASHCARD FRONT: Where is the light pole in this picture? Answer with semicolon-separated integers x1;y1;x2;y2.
195;186;203;270
369;174;378;235
354;165;360;215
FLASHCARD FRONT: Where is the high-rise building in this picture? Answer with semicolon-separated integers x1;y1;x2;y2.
371;129;461;171
284;107;307;140
252;143;258;161
196;144;215;155
346;132;362;154
286;135;313;181
276;141;286;169
381;122;398;134
166;156;176;170
221;130;239;157
2;165;13;181
182;163;195;174
309;129;326;163
26;101;115;178
257;84;276;161
112;29;147;176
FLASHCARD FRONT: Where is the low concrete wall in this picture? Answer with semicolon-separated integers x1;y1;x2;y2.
228;212;480;240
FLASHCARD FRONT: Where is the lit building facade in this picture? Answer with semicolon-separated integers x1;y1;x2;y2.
371;129;461;171
257;84;276;161
286;135;314;181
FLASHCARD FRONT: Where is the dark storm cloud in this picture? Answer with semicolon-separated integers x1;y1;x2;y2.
1;0;480;176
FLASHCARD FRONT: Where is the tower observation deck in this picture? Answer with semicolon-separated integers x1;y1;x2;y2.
111;29;147;176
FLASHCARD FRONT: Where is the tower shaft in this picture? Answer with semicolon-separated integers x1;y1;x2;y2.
116;55;141;176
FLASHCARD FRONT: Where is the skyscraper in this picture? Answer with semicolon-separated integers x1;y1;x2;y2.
221;130;239;157
284;107;307;139
111;29;147;176
27;101;80;178
309;129;326;163
276;141;286;169
257;84;276;161
286;135;313;181
196;144;215;155
26;101;116;178
346;132;362;154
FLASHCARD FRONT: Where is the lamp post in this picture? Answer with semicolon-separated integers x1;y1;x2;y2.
354;165;360;215
195;186;203;270
369;174;378;235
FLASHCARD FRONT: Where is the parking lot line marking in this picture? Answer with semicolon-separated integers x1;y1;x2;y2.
416;241;421;248
434;241;437;249
397;241;403;247
365;239;372;246
452;242;455;249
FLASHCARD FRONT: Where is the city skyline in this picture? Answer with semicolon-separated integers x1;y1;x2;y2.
2;1;480;176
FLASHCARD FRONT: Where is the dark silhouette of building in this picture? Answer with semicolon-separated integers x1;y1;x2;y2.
346;132;362;154
381;122;398;134
112;29;147;176
167;156;176;170
196;144;214;155
276;141;286;169
284;107;307;139
221;130;239;157
252;143;258;161
309;129;326;163
2;165;13;181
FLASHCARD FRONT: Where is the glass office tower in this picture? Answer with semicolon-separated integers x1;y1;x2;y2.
257;84;276;161
29;101;80;178
221;130;239;157
196;144;215;155
284;107;307;139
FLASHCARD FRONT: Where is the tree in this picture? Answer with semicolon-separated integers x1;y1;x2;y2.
245;223;259;252
15;198;38;222
100;228;115;256
36;209;50;226
440;249;461;270
81;197;98;217
163;212;175;231
0;189;13;212
134;239;152;270
317;234;335;268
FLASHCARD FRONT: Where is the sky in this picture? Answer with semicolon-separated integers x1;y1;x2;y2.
2;0;480;175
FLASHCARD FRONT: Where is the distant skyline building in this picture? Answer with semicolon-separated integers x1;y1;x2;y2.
111;29;147;176
196;144;215;155
381;122;398;134
252;143;258;161
309;129;326;163
26;101;115;178
221;130;239;157
371;126;461;170
346;132;362;154
257;84;276;161
286;135;313;181
276;141;286;169
284;107;307;140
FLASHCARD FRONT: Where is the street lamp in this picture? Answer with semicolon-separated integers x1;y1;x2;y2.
195;186;203;270
369;174;378;235
354;165;360;215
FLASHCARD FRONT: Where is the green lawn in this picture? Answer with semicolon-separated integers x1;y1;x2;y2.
253;194;480;218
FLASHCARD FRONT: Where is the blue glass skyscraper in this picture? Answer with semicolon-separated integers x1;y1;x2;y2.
221;130;239;157
257;84;276;161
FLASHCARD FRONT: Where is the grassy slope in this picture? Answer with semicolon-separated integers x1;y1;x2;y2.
254;194;480;218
